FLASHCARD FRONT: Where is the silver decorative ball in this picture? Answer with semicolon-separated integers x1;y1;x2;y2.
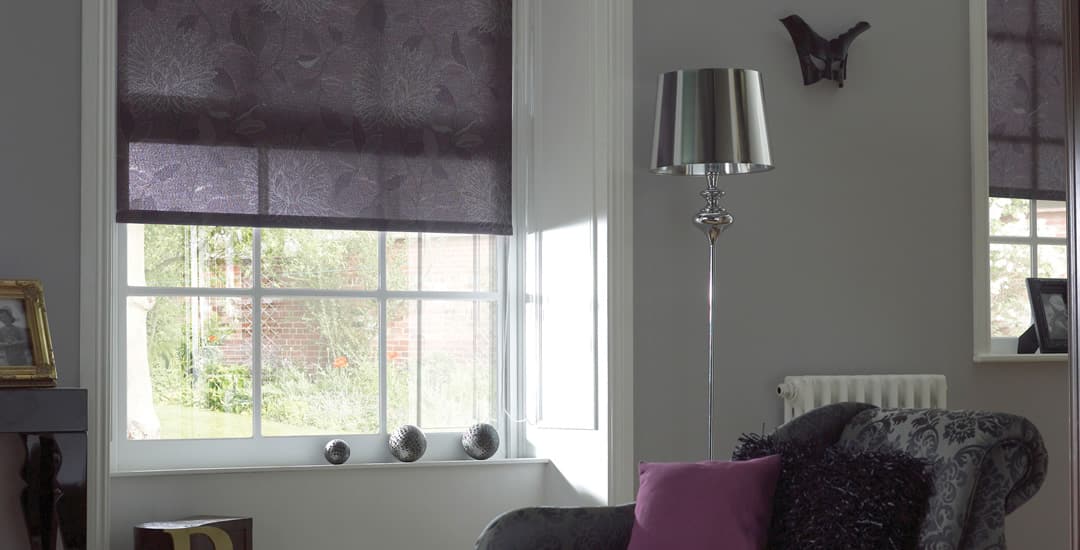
389;425;427;462
324;439;350;465
462;423;500;460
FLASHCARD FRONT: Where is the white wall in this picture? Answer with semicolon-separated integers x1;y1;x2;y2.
110;462;547;550
633;1;1069;548
0;0;82;387
520;0;621;506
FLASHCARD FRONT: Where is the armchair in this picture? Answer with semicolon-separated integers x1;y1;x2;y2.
475;403;1047;550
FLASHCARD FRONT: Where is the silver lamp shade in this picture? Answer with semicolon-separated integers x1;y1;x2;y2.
650;68;773;176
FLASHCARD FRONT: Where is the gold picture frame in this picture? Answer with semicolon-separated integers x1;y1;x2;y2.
0;280;56;387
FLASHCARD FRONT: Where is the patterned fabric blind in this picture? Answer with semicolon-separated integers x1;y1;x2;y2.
987;0;1065;202
117;0;513;235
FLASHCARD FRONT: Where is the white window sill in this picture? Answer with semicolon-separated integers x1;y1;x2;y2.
974;353;1068;364
111;457;550;478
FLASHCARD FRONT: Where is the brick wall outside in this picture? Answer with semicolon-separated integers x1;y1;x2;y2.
213;235;494;375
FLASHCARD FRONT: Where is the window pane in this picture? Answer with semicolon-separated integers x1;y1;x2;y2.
387;233;497;292
990;244;1033;338
386;300;418;429
989;198;1030;237
386;233;419;291
261;229;378;290
129;224;253;288
261;298;379;436
127;296;252;440
1038;244;1067;278
1036;200;1067;238
421;234;497;292
386;300;497;431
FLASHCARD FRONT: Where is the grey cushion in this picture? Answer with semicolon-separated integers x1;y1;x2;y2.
771;401;877;451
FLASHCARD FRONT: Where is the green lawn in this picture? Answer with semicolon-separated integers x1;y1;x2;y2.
155;403;334;438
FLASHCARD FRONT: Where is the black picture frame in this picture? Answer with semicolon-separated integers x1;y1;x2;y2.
1027;278;1068;354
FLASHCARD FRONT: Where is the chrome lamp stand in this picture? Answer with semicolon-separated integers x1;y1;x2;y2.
696;172;733;460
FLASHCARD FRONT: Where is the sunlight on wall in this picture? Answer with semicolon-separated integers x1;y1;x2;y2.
525;222;596;430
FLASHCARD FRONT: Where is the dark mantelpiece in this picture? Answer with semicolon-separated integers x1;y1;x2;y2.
0;388;87;550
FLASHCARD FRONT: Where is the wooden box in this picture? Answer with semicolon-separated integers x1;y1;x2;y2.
134;516;252;550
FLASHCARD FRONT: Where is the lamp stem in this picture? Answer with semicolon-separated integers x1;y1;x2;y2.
695;172;733;460
706;237;716;460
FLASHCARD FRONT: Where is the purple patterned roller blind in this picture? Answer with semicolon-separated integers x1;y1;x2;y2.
987;0;1065;202
117;0;513;235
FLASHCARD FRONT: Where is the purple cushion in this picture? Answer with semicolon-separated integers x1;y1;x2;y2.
628;455;781;550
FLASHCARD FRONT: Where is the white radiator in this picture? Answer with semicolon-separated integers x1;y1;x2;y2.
777;374;948;423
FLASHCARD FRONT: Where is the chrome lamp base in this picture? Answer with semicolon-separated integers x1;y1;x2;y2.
696;172;733;461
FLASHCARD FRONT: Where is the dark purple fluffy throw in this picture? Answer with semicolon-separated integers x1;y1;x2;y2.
732;433;933;550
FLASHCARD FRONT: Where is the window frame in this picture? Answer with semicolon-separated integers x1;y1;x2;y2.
84;0;635;543
113;224;511;471
971;0;1068;362
105;0;525;472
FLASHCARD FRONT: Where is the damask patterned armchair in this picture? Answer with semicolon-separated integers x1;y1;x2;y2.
475;403;1048;550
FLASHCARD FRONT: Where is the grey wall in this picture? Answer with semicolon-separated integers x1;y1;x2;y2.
0;1;82;386
0;2;81;544
634;1;1069;548
111;462;548;550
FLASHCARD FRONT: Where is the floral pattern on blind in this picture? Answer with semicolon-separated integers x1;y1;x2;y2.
117;0;513;235
987;0;1065;202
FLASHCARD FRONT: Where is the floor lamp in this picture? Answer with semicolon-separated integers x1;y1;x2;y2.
649;68;774;460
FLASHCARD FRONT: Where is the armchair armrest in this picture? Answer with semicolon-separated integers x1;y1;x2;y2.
475;504;635;550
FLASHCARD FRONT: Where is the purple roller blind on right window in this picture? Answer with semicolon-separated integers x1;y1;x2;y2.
987;0;1065;202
